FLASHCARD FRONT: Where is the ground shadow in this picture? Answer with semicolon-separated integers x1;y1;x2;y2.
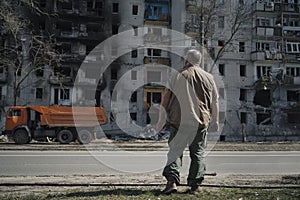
47;188;162;199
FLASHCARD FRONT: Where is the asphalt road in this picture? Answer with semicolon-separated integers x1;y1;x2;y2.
0;151;299;176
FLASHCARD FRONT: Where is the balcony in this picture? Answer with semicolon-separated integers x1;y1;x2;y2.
279;3;300;13
284;75;300;85
49;75;73;85
186;0;197;13
252;1;274;12
61;54;85;63
251;51;283;61
144;33;170;44
77;77;97;85
144;1;170;26
284;53;300;62
144;57;170;66
55;29;78;38
185;22;200;37
144;20;169;27
252;27;274;37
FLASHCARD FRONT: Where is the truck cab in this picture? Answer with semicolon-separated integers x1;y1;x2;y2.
4;107;32;144
5;107;28;135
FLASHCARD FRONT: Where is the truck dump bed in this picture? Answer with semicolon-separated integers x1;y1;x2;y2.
29;106;107;128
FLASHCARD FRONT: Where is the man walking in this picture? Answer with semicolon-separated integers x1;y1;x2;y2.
156;49;219;194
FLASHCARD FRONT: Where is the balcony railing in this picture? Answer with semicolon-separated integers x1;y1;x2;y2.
251;51;283;61
61;54;85;62
144;33;170;44
49;75;73;85
144;57;170;66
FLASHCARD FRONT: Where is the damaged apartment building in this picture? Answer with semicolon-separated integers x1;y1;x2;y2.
101;0;175;134
246;0;300;141
186;0;300;141
0;0;109;125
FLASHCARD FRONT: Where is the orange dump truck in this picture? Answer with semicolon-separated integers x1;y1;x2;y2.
3;105;107;144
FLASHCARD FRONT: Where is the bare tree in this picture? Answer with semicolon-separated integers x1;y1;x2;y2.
0;0;61;105
185;0;252;72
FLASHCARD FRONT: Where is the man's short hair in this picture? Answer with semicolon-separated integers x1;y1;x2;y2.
185;49;202;66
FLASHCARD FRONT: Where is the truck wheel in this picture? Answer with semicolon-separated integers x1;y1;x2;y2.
13;129;30;144
57;130;73;144
77;130;92;144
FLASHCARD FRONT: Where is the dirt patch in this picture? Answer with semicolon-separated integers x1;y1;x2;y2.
0;174;299;197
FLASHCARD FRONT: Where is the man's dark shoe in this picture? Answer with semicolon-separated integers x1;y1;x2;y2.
189;185;200;194
162;181;177;195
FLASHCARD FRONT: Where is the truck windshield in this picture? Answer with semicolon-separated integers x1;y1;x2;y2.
9;110;21;117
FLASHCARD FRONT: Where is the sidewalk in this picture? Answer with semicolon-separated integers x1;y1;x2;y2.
0;139;300;151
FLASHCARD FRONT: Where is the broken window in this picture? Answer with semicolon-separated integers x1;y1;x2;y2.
87;0;103;10
131;91;137;102
239;89;247;101
286;67;300;77
152;92;161;103
256;112;272;125
287;113;300;123
36;88;43;99
256;65;271;79
130;113;137;121
132;5;138;15
286;42;300;53
60;89;70;100
112;3;119;13
256;42;270;51
239;42;245;52
240;65;246;77
240;112;247;123
131;49;138;58
112;24;118;35
254;89;272;107
147;48;161;57
287;90;300;101
219;64;225;76
146;92;162;104
54;67;71;77
35;67;44;77
218;40;224;48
